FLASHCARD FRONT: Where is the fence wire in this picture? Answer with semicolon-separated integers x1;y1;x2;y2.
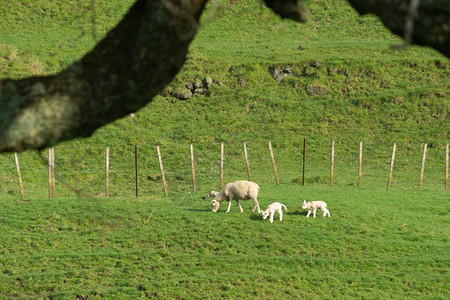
0;139;448;199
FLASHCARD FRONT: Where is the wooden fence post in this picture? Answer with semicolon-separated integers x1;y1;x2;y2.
48;148;52;198
418;143;427;191
445;144;448;192
302;138;306;186
52;148;55;197
387;143;396;190
268;141;279;185
243;142;252;181
359;142;363;189
49;148;55;198
157;145;168;196
14;152;24;199
190;144;196;193
106;147;110;197
135;145;138;197
220;142;224;189
330;140;335;187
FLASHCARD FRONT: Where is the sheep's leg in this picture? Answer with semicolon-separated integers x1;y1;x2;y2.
306;210;311;217
252;198;261;214
323;208;330;218
225;194;235;213
236;200;244;213
313;209;317;218
279;209;283;221
225;200;232;213
269;212;274;223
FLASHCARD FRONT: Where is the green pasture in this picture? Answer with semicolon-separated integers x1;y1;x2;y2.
0;0;449;298
0;186;448;298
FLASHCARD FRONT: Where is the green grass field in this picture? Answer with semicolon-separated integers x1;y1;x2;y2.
1;186;448;298
0;0;449;298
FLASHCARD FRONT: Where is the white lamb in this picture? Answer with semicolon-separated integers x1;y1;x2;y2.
261;202;287;223
301;200;330;218
210;180;261;214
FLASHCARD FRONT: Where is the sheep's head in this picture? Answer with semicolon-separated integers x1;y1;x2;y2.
301;200;309;209
211;199;220;212
261;211;269;220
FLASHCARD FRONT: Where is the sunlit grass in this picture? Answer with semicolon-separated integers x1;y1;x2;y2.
0;186;448;298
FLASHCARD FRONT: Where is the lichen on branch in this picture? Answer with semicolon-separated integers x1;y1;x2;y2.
0;0;207;153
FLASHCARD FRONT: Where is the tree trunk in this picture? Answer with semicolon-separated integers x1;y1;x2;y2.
0;0;207;152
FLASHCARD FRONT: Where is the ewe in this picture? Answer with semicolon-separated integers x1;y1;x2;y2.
210;180;261;214
261;202;287;223
301;200;330;218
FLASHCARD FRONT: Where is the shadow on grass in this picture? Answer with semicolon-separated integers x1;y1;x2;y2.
249;214;263;221
248;210;308;221
247;207;309;221
286;210;307;216
184;208;210;213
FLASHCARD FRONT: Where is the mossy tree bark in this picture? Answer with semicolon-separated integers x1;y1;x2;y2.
0;0;448;153
0;0;207;152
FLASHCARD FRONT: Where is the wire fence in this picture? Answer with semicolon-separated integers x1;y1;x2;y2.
0;139;448;199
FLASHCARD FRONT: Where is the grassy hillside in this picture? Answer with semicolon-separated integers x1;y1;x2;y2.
0;1;449;298
0;0;448;145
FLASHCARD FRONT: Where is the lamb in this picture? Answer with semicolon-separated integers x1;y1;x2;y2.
202;190;219;200
261;202;287;223
301;200;330;218
210;180;261;214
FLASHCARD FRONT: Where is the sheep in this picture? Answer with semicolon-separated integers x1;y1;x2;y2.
210;180;261;214
202;190;219;200
261;202;287;223
301;200;330;218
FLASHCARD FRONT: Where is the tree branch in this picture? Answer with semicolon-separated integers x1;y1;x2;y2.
347;0;449;57
0;0;448;153
263;0;309;22
0;0;207;152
